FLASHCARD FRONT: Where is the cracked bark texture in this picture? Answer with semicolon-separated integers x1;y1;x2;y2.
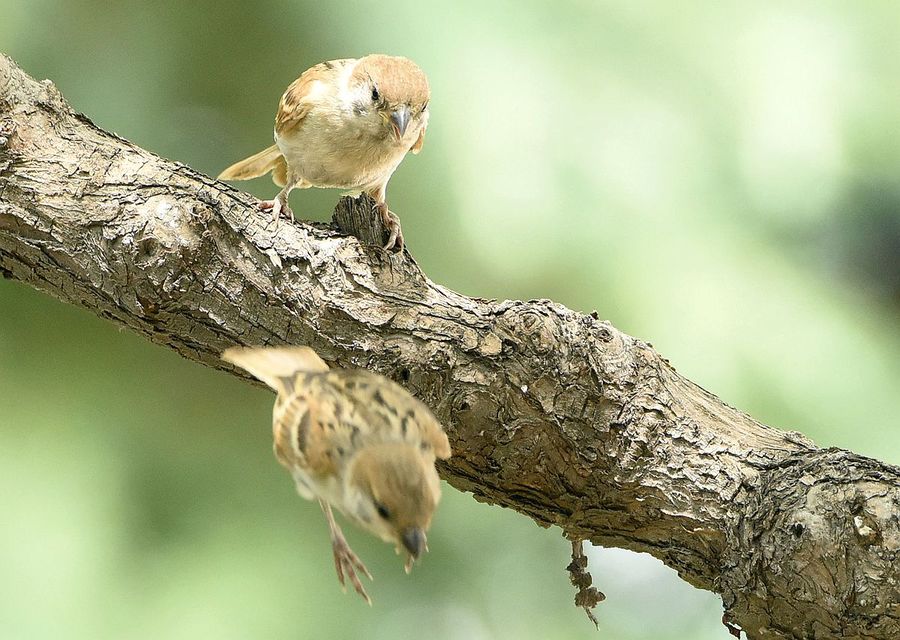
1;55;898;639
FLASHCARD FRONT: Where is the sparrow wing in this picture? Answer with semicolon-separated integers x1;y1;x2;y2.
272;379;342;477
222;346;329;394
275;375;371;477
408;400;452;460
271;386;313;472
337;371;452;460
275;58;354;136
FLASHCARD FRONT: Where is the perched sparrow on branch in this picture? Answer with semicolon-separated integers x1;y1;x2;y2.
222;346;451;604
218;55;430;251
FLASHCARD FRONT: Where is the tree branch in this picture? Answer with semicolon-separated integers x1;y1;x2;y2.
1;55;897;639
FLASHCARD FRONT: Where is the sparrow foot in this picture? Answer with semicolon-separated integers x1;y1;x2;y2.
374;202;404;252
320;500;373;605
331;529;374;605
258;197;293;221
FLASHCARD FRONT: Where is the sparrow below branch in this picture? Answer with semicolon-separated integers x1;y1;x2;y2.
218;55;430;252
222;346;451;604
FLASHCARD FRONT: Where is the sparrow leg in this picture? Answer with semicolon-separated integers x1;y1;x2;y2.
374;201;404;252
319;499;373;605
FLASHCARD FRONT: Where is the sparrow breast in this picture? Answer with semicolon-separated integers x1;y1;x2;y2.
275;55;428;191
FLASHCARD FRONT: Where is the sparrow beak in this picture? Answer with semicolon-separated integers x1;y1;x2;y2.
390;106;411;140
401;527;426;559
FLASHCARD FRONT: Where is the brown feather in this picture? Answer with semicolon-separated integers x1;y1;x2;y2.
296;388;344;476
328;370;449;458
222;345;449;595
270;155;288;187
222;346;329;393
350;55;430;108
272;393;304;468
350;444;441;532
217;144;284;182
275;59;353;136
219;55;430;256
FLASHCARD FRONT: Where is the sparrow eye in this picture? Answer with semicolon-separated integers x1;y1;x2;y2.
371;86;380;102
422;102;428;112
375;502;391;520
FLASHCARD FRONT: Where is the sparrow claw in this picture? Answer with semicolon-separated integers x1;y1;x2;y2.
320;500;373;604
258;197;293;222
331;534;373;605
374;202;404;252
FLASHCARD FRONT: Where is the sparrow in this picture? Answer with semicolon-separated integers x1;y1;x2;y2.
217;55;431;251
222;346;451;604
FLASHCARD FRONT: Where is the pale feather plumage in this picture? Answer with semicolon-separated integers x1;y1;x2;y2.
218;55;430;250
222;345;328;390
223;345;450;603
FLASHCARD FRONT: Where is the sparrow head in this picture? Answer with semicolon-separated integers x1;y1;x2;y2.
346;442;442;567
350;55;430;145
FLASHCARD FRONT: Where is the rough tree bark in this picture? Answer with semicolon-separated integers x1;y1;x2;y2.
1;55;897;639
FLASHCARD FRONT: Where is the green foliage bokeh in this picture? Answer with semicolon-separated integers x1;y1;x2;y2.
2;2;899;638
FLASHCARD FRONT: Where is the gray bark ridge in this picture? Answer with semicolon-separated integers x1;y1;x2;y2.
1;54;897;639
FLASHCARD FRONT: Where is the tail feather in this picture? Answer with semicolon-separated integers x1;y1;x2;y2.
223;346;330;393
218;145;286;185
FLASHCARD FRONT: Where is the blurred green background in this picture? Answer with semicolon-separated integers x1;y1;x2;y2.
2;1;899;638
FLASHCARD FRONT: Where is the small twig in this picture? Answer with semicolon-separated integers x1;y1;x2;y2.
566;538;605;629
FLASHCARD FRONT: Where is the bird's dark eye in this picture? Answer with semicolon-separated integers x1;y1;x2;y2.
422;102;428;112
375;502;391;520
371;86;380;102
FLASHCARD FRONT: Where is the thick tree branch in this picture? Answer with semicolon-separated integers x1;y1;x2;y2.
1;55;897;639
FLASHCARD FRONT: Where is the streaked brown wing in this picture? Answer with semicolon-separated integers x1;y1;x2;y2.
272;388;312;470
275;58;354;135
272;367;451;481
273;374;359;478
335;370;451;459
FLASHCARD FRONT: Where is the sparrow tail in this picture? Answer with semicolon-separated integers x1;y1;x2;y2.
218;144;288;187
222;346;330;392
